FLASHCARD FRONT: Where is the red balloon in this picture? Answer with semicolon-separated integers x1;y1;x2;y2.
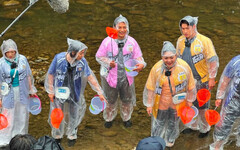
106;27;118;39
50;108;64;129
180;106;195;124
205;110;220;126
0;114;8;130
197;88;211;107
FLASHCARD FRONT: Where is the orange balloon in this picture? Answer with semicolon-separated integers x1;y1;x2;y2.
180;106;195;124
197;89;211;107
50;108;64;129
106;27;118;39
0;114;8;130
205;110;220;126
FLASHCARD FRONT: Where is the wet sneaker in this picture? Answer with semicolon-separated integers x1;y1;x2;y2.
68;139;76;147
181;128;194;134
198;131;209;138
104;121;113;128
123;120;132;128
55;138;62;144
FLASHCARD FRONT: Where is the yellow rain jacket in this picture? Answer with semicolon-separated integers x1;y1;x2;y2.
176;33;217;83
146;58;195;118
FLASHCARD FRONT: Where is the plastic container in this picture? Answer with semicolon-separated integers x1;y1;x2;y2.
55;87;70;99
124;59;138;77
89;96;106;115
28;95;41;115
185;106;198;126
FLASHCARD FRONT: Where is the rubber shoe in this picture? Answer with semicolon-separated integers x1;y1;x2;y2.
55;138;62;144
123;120;132;128
181;128;194;134
68;139;76;147
104;121;113;128
198;131;209;138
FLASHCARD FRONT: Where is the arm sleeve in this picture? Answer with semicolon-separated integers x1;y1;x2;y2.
44;55;57;94
204;38;219;78
143;64;158;107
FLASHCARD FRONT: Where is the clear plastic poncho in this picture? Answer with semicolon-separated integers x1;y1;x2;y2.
210;55;240;150
96;15;146;122
44;38;104;140
0;39;37;146
177;15;219;80
143;41;196;146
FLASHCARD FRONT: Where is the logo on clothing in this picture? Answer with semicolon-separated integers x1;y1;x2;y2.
178;72;187;82
192;53;204;64
194;45;202;53
127;44;133;52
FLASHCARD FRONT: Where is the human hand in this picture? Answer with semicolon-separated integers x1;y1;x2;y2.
186;101;193;107
29;93;37;98
215;99;222;107
147;107;152;116
48;94;55;102
110;61;116;68
99;94;108;104
133;63;144;72
0;100;2;108
208;78;216;90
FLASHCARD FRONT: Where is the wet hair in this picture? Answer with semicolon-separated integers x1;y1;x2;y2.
180;20;194;27
9;134;37;150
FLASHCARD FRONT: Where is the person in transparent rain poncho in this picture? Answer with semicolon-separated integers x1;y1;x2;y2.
143;41;196;147
96;14;146;128
209;55;240;150
0;39;37;148
45;38;106;147
176;15;219;138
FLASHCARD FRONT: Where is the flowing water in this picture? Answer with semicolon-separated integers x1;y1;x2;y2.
0;0;240;149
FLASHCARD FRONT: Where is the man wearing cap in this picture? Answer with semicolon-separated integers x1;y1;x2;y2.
45;38;106;147
96;14;146;128
143;41;196;147
176;15;219;138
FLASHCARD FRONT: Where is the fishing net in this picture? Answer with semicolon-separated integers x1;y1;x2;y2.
47;0;69;14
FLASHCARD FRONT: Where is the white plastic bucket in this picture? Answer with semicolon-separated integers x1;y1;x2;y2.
28;96;41;115
185;106;198;126
124;59;138;77
89;96;106;115
55;87;70;99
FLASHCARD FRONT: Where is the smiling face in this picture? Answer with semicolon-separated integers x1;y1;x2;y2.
181;23;196;39
5;49;16;59
162;52;177;69
116;22;127;40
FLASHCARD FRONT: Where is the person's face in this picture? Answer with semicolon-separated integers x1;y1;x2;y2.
162;52;177;69
116;22;127;39
5;49;16;59
181;23;196;39
76;50;85;60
